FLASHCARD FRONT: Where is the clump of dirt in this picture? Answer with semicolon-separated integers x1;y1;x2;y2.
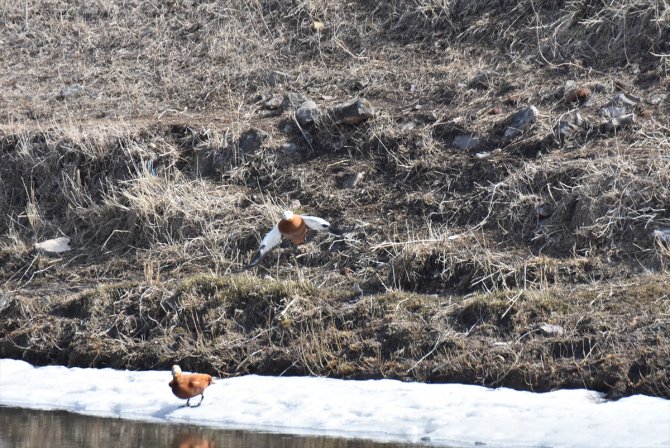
1;0;669;399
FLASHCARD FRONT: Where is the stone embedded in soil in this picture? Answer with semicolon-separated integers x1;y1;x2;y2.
295;100;321;127
263;93;283;110
280;142;299;155
0;293;9;313
562;80;577;95
266;70;290;87
474;148;501;159
586;82;607;93
599;105;627;118
652;228;670;243
468;72;496;89
599;93;641;118
536;203;555;219
401;121;416;132
58;83;84;99
649;93;667;105
613;92;641;106
35;237;71;254
193;150;222;177
346;79;369;92
239;128;270;154
539;323;565;337
282;92;311;112
601;114;635;133
452;134;480;150
326;98;374;125
341;171;365;189
503;106;539;140
557;112;585;141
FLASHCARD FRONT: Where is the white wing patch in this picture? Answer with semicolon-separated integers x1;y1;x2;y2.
248;225;282;267
302;215;331;232
258;225;282;254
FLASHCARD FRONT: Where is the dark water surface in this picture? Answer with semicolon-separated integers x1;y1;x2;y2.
0;406;430;448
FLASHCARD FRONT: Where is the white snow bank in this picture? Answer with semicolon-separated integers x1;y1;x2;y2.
0;359;668;447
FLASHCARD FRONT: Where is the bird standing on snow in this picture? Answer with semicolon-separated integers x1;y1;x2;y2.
248;210;344;267
169;365;214;408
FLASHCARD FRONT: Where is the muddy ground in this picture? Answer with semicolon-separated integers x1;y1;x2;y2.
1;1;669;399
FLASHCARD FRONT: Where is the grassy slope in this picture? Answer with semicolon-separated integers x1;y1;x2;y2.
1;1;669;398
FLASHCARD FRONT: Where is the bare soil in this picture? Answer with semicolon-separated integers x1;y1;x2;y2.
1;1;669;399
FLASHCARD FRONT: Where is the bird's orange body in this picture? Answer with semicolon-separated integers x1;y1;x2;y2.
169;366;214;407
278;214;307;244
247;210;342;268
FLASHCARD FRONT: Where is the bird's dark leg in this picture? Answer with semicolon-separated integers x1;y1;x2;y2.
191;394;205;408
180;398;191;408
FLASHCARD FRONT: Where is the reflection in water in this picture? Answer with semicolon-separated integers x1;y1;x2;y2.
172;432;217;448
0;406;430;448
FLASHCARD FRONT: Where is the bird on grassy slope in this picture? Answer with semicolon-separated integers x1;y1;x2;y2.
248;210;344;267
169;365;214;408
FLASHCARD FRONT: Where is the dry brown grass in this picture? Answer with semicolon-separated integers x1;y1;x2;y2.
1;273;668;397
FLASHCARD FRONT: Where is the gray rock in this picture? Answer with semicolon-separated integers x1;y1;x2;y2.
263;93;283;110
327;98;374;125
401;121;417;132
469;72;496;89
341;172;365;189
539;323;565;337
347;79;369;92
351;283;363;301
452;134;480;150
503;106;539;140
613;92;641;106
587;82;607;93
602;114;635;133
536;203;555;219
556;112;585;141
599;105;627;118
295;100;321;127
35;236;71;255
192;150;222;177
239;128;270;154
282;92;311;112
475;148;501;159
562;80;577;94
266;70;290;87
599;93;640;118
652;228;670;243
649;93;667;105
280;142;299;155
0;292;10;314
58;83;84;99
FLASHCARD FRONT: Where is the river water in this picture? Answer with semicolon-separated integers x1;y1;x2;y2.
0;406;431;448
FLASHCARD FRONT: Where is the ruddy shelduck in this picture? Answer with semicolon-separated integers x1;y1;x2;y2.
248;210;344;267
169;365;214;408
